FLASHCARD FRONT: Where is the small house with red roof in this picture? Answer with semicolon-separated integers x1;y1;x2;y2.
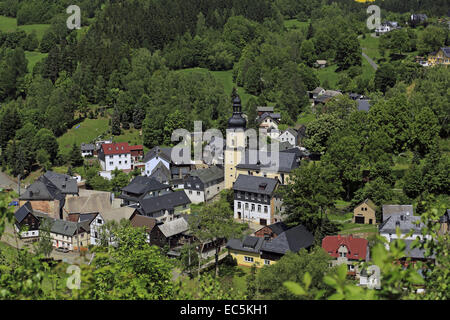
98;142;144;178
322;235;369;277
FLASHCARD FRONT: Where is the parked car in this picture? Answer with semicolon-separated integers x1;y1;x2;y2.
8;201;19;206
55;247;70;253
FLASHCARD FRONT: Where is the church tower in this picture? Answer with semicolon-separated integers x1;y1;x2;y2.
224;94;247;189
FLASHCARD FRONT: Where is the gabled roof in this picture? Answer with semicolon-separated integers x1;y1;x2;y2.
121;176;169;195
100;206;137;223
101;142;131;155
226;236;264;254
81;143;95;151
310;87;324;94
404;239;435;259
233;175;278;196
379;214;423;235
149;161;172;183
78;212;99;224
189;166;224;184
130;214;159;233
257;106;274;113
355;199;377;211
382;205;414;221
260;225;314;255
139;191;191;215
15;202;35;224
266;222;289;235
65;192;111;214
50;219;88;236
143;146;173;163
441;47;450;58
157;217;189;238
19;176;65;202
236;150;299;173
322;235;369;261
257;112;281;124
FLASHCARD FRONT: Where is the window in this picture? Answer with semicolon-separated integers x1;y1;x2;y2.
244;256;254;263
189;190;192;194
251;204;255;211
257;205;261;212
97;219;102;224
245;203;249;210
197;191;200;196
264;260;270;265
124;161;127;164
119;161;122;164
264;206;268;213
109;161;113;165
238;202;242;209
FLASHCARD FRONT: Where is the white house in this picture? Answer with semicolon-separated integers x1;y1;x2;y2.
233;175;282;226
278;128;299;147
75;212;105;246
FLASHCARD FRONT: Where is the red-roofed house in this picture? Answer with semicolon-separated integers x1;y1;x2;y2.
98;142;143;178
322;235;369;277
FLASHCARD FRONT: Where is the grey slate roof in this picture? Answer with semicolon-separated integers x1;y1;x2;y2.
257;112;281;124
233;175;278;196
15;201;34;224
379;214;423;235
267;222;289;235
20;177;65;202
80;143;95;151
143;146;190;165
284;128;298;138
442;47;450;58
226;236;264;254
121;176;169;195
189;166;224;184
236;150;299;173
139;190;191;215
149;161;172;183
404;240;435;259
158;217;189;238
78;212;99;224
382;205;414;222
260;225;314;255
43;171;78;195
50;219;87;237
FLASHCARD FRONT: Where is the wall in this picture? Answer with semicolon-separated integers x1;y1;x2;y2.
229;249;273;268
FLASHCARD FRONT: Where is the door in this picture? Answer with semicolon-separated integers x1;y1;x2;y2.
260;219;267;226
355;216;365;224
369;219;373;225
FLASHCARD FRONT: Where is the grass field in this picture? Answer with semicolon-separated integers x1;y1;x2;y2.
0;15;50;41
360;35;381;61
316;64;340;88
25;51;47;71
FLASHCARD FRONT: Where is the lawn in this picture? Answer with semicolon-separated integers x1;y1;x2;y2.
316;64;340;89
0;15;50;41
359;35;381;61
57;117;110;155
25;51;47;72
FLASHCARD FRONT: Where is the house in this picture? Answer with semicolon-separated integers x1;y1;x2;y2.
143;146;194;189
254;221;289;239
353;199;377;225
428;47;450;66
184;166;224;204
278;128;299;147
314;60;327;68
235;150;300;185
150;216;192;249
130;213;160;243
233;175;282;226
68;212;105;246
129;145;144;166
19;172;79;220
379;208;432;247
256;111;281;140
382;204;414;222
410;14;427;26
80;143;95;157
14;202;48;240
137;190;191;223
227;224;314;267
308;87;325;100
93;139;112;156
118;176;172;206
312;90;342;106
64;191;111;215
375;21;399;35
98;142;141;178
322;235;369;276
49;219;90;251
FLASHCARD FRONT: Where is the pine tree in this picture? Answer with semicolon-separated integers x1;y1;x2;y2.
112;107;121;135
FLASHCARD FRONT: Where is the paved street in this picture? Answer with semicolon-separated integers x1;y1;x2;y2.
0;170;18;192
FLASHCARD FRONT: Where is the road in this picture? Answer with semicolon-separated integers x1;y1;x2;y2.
362;50;379;71
0;170;18;192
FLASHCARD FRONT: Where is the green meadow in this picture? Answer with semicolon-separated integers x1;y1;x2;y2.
0;15;50;41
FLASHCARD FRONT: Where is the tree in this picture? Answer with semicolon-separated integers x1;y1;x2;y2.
35;217;53;258
36;148;51;171
299;39;316;67
110;169;130;193
280;162;342;232
111;107;121;136
33;128;59;163
303;113;344;154
69;143;84;167
257;248;332;300
335;34;361;70
408;107;440;157
417;25;447;55
375;63;397;93
188;200;246;277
